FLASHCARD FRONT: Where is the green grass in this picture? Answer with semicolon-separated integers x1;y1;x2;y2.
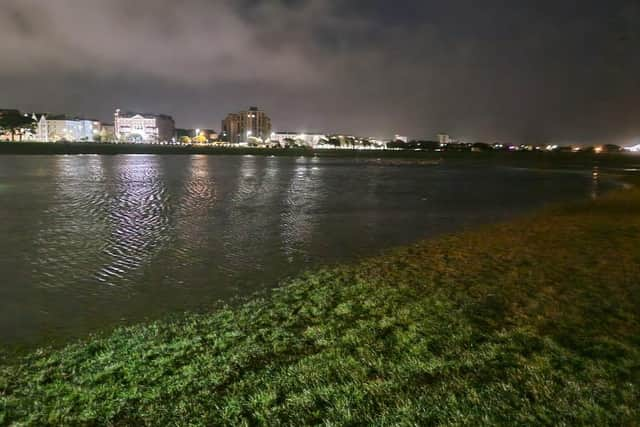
1;178;640;425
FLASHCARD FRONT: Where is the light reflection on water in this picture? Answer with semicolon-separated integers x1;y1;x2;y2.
96;156;171;287
0;155;615;348
173;155;217;270
592;166;600;200
281;157;326;261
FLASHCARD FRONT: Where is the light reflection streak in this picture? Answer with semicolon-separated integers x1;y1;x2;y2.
280;156;325;261
32;156;108;290
222;155;282;273
94;156;171;287
172;155;217;268
591;166;600;200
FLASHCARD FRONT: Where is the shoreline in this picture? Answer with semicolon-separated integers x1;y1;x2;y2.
0;140;632;157
1;174;639;424
2;141;640;174
1;142;639;174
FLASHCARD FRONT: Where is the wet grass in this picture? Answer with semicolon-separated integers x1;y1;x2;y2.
1;178;640;425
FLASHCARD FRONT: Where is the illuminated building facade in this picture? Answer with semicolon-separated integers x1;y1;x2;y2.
34;114;48;141
33;114;100;142
438;133;450;145
222;106;271;143
270;132;326;146
394;134;408;143
114;109;175;143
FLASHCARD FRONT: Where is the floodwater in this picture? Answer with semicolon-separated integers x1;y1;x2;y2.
0;155;610;348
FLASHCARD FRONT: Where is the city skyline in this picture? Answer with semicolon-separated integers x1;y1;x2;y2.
0;0;638;144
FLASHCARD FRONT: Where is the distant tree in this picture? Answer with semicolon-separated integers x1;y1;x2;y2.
472;142;491;152
444;142;471;152
386;140;407;149
282;138;297;148
326;136;341;147
219;131;230;143
555;146;573;152
98;129;116;143
0;111;35;142
602;144;623;153
386;140;439;150
416;140;440;151
192;135;207;144
247;136;262;146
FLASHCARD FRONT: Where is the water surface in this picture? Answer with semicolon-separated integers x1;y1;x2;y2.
0;155;609;348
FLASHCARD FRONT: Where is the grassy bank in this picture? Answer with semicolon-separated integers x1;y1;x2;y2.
2;179;640;425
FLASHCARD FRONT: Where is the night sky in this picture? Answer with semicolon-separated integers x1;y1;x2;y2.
1;0;638;144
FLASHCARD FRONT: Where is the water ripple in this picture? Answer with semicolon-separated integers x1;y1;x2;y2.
1;155;615;347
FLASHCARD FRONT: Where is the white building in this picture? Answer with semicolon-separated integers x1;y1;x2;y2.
115;109;175;143
394;134;408;143
269;132;327;147
33;114;100;142
438;133;450;145
33;114;48;141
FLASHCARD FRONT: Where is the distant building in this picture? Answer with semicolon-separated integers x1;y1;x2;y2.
34;114;48;141
270;132;326;147
438;133;451;145
222;106;271;143
114;109;175;143
438;133;450;145
394;134;408;143
33;114;101;142
220;114;240;143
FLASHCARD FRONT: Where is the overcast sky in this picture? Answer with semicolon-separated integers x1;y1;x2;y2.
1;0;638;143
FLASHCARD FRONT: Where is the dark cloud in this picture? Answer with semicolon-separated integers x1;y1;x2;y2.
0;0;638;144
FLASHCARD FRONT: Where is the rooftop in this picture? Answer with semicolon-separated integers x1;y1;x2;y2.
115;110;174;120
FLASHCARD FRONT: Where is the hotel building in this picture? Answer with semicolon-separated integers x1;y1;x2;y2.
114;109;175;143
221;106;271;143
34;114;100;142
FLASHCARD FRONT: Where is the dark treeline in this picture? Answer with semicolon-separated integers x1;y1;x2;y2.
387;140;625;153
